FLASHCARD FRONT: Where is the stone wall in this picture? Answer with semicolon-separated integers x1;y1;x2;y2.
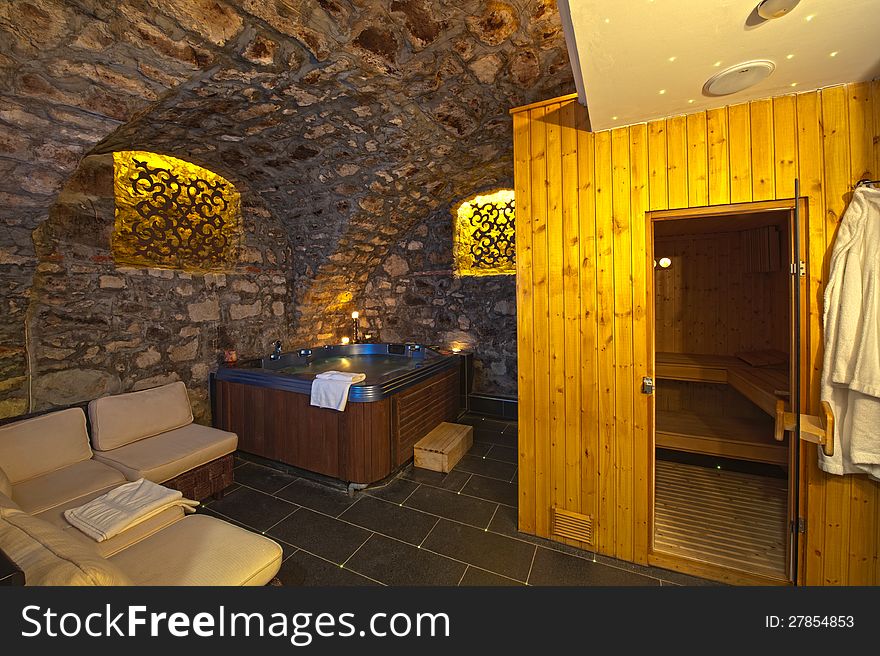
0;0;573;418
27;153;291;420
358;200;517;397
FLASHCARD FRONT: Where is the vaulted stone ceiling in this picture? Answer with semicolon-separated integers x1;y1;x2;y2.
0;0;573;408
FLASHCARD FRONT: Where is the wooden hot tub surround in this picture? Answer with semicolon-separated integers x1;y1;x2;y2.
212;345;460;484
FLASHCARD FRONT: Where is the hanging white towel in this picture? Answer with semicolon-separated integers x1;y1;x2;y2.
820;185;880;480
64;478;198;542
309;370;366;412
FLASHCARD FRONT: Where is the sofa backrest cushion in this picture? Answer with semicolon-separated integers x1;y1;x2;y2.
0;409;92;484
0;507;132;586
0;490;19;511
0;464;10;498
89;382;193;451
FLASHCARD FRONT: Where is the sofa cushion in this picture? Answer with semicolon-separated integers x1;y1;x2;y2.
109;514;282;586
91;423;237;483
0;408;92;483
0;507;131;586
89;382;194;451
33;490;186;559
12;459;126;515
0;464;10;498
0;490;19;511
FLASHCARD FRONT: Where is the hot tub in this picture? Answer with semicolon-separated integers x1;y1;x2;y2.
212;343;461;485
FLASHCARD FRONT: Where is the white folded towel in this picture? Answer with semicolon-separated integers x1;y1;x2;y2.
310;370;366;412
64;478;198;542
315;371;368;382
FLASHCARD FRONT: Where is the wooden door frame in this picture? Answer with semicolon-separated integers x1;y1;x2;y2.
643;198;809;586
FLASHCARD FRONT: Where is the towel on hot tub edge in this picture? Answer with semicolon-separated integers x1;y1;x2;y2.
310;371;366;412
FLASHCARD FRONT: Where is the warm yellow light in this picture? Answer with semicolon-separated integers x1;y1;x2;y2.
713;61;722;67
829;51;839;57
351;311;359;320
687;99;695;104
453;188;515;277
805;14;815;22
786;54;795;60
790;82;798;87
668;56;676;62
612;115;619;120
452;348;462;353
658;89;666;95
659;257;672;269
341;337;350;345
112;151;241;272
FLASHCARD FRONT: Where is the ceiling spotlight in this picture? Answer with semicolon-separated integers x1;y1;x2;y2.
703;60;775;97
756;0;801;20
659;89;666;95
830;51;839;57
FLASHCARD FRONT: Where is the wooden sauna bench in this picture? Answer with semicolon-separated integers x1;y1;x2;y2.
655;352;789;465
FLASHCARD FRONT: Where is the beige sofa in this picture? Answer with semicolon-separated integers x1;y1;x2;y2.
0;406;282;586
0;408;127;519
88;382;237;500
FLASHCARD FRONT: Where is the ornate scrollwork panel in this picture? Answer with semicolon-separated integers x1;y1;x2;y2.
453;189;516;277
112;151;241;271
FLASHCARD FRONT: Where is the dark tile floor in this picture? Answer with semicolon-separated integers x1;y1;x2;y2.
200;413;716;587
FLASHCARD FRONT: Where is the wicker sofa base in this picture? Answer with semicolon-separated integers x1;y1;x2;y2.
162;453;234;501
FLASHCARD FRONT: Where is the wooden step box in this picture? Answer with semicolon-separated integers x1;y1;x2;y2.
413;422;473;473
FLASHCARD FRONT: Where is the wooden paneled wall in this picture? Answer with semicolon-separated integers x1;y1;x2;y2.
512;80;880;585
654;232;790;355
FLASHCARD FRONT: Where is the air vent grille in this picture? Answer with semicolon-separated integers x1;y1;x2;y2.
552;508;594;545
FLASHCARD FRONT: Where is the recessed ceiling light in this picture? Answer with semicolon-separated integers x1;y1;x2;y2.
604;17;610;23
612;115;619;120
830;51;839;57
703;60;776;97
805;13;815;21
790;82;798;87
786;54;795;60
688;99;695;104
668;56;677;62
714;61;722;67
756;0;802;20
659;89;666;95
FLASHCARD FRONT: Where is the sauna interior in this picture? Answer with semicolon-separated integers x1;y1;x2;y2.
651;207;795;582
1;1;879;589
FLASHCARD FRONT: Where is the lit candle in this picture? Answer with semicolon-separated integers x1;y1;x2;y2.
351;311;359;320
341;336;350;345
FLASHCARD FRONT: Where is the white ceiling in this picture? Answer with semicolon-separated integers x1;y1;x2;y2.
558;0;880;131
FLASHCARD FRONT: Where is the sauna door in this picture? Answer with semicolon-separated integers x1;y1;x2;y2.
645;199;806;585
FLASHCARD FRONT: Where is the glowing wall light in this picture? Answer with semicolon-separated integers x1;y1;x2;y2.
453;189;516;277
112;151;241;272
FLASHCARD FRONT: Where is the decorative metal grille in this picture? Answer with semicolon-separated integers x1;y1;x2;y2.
112;151;241;271
453;189;516;277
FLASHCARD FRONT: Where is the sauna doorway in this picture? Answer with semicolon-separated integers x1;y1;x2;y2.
646;200;806;586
